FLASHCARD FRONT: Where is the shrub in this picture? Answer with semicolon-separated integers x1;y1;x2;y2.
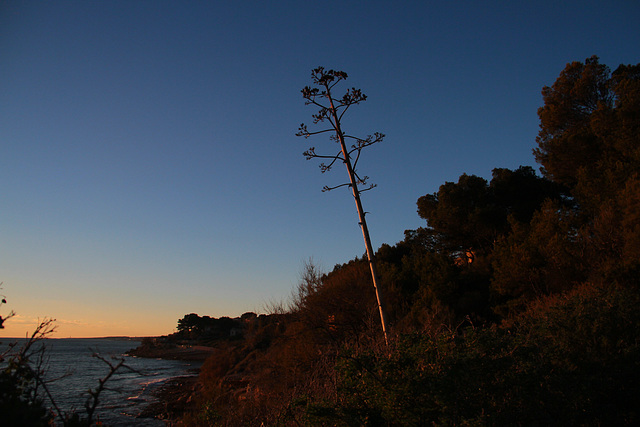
302;283;640;426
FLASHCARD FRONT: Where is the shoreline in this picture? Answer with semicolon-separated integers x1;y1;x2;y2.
128;344;216;362
136;375;201;422
127;345;214;422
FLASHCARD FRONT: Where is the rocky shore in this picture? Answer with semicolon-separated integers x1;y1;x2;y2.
128;344;216;361
136;375;201;422
128;344;215;422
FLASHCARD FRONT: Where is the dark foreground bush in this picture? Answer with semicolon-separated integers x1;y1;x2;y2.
299;283;640;426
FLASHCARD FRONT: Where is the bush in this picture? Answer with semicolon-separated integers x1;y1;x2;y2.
0;321;55;427
302;283;640;426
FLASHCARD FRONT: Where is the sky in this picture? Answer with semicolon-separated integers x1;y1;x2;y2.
1;1;638;338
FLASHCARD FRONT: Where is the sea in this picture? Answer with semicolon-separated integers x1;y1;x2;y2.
0;337;201;426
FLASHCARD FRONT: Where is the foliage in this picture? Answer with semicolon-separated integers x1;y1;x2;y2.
0;320;55;427
491;199;588;315
177;313;242;341
301;283;640;426
417;166;564;257
412;166;565;322
534;56;613;190
533;56;640;285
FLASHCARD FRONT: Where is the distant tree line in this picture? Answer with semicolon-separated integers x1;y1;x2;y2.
176;313;243;339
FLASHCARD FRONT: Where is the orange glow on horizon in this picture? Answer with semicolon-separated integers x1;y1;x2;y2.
1;315;175;339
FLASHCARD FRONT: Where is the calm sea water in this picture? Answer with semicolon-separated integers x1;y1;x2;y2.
1;338;201;426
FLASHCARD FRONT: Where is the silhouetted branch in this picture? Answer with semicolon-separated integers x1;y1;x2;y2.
300;70;382;193
351;147;364;171
322;182;352;192
0;283;15;329
303;148;342;162
359;183;377;193
84;353;141;425
296;124;335;138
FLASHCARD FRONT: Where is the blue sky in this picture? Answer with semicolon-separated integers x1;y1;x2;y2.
1;1;638;337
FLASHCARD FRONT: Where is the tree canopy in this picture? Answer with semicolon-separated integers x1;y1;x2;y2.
534;56;640;211
417;166;563;257
533;56;640;285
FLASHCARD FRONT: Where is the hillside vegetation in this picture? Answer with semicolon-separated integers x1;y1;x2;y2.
175;56;640;426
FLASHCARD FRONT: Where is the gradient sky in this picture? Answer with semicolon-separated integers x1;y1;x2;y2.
1;1;638;338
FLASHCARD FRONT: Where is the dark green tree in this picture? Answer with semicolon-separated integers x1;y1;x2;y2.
416;167;563;319
533;56;640;284
491;200;588;315
417;173;497;256
534;56;613;191
177;313;201;333
417;166;562;259
534;56;640;210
